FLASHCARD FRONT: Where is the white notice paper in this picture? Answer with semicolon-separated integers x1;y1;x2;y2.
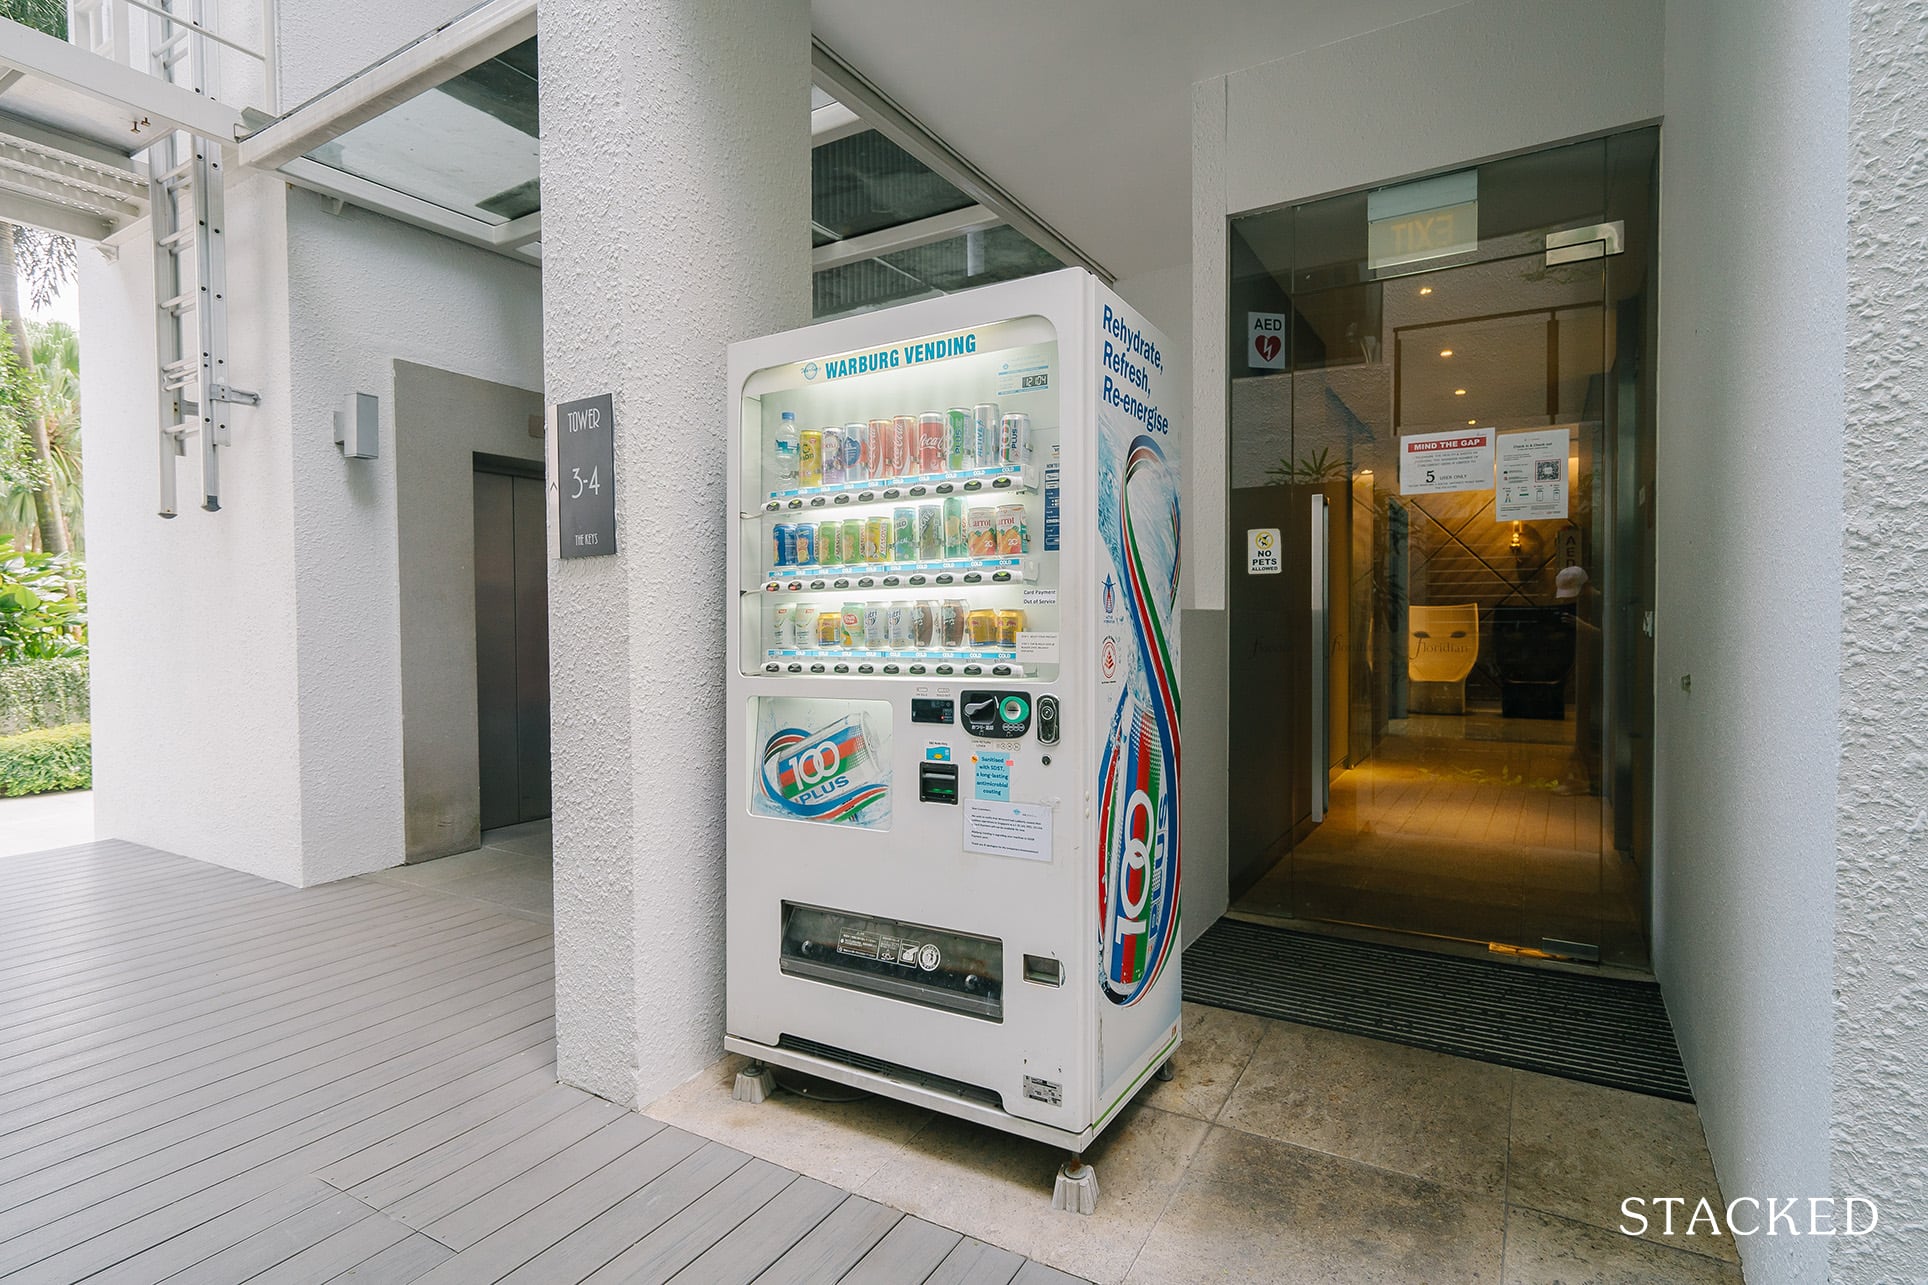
1399;428;1494;495
1015;632;1060;664
965;800;1053;862
1495;429;1570;520
1246;528;1282;575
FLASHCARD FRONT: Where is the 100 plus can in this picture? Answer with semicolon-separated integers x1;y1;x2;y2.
945;408;972;471
942;496;968;557
1000;412;1031;468
916;412;947;476
972;402;1000;469
816;520;842;566
892;507;917;561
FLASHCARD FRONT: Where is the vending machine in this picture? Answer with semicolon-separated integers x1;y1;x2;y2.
723;268;1180;1210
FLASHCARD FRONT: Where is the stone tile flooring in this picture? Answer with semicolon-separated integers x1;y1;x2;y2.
648;1002;1742;1284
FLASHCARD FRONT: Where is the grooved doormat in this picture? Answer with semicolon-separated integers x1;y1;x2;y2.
1184;918;1692;1101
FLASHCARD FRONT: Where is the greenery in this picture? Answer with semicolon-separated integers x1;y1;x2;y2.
0;655;88;735
2;321;82;547
1267;446;1350;485
0;537;85;662
0;722;90;797
0;0;66;41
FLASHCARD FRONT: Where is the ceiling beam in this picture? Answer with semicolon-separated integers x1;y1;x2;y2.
812;203;1001;272
0;186;116;239
0;17;242;144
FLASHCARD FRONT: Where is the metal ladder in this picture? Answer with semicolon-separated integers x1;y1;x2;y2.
140;0;256;516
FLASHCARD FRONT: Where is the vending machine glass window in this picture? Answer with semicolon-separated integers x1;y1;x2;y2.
738;318;1061;685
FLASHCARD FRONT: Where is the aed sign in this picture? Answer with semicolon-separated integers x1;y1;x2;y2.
1367;170;1478;272
1247;527;1282;575
1247;312;1287;370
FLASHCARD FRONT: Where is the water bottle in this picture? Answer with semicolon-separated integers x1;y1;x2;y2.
772;411;799;486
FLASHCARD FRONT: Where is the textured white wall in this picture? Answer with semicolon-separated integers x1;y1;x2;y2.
83;172;304;883
1654;3;1846;1282
1837;3;1928;1279
282;191;542;886
273;0;484;108
541;0;811;1106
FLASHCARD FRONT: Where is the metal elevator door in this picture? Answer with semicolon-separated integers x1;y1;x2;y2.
474;467;551;830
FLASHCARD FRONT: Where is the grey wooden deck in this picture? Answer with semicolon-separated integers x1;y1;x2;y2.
0;840;1083;1284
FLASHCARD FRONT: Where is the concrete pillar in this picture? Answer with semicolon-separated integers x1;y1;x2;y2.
540;0;811;1105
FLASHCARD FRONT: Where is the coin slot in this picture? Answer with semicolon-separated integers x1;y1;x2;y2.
1023;955;1063;987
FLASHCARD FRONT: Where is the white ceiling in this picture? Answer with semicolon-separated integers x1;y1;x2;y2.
811;0;1459;281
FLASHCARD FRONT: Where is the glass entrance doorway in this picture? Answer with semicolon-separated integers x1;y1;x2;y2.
1225;130;1657;970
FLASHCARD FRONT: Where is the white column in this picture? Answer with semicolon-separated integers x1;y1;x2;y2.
540;0;811;1105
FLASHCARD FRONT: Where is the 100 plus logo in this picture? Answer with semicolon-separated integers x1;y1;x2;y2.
759;714;886;825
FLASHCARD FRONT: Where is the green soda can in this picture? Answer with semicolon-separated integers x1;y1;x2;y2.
842;518;863;564
942;496;968;558
892;506;917;561
945;407;972;472
817;519;841;566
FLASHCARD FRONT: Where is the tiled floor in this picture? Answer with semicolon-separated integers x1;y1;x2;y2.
648;1003;1741;1284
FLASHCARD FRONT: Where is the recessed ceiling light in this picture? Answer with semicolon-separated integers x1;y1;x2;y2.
1454;388;1467;396
1467;419;1477;425
1439;349;1454;358
1418;286;1433;296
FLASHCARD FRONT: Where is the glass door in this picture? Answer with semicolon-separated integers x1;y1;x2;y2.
1228;238;1649;965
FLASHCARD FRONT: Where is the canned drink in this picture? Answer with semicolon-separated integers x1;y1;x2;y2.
1000;413;1031;468
916;412;947;476
863;516;891;563
793;522;816;566
940;599;970;648
799;428;823;487
890;415;916;479
840;602;865;648
817;611;842;647
865;419;891;479
916;505;942;560
886;601;913;648
942;496;968;558
792;604;820;647
863;601;888;649
910;600;936;647
945;408;972;471
770;602;796;649
821;426;845;486
892;507;916;561
817;520;841;566
967;609;999;647
995;504;1025;556
841;423;867;482
996;608;1025;647
841;518;863;563
972;402;1000;468
966;507;997;557
771;523;796;568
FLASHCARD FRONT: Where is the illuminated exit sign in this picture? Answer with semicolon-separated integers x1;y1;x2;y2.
1367;170;1477;272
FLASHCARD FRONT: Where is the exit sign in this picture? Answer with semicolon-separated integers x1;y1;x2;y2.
1367;171;1478;272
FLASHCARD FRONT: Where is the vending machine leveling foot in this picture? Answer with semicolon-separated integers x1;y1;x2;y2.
1154;1058;1177;1082
1053;1158;1100;1215
732;1061;777;1104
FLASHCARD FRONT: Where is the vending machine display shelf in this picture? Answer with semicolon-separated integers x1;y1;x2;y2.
762;465;1029;511
762;647;1022;678
762;556;1032;589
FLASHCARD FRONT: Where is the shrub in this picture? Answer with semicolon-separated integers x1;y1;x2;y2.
0;722;90;796
0;539;85;662
0;655;88;734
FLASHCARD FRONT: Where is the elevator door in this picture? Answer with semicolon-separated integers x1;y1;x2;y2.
474;466;551;830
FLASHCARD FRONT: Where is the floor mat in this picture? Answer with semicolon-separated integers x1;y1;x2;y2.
1184;918;1692;1101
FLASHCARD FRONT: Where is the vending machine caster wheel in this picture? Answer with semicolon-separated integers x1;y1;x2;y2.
732;1062;777;1104
1052;1159;1100;1215
1154;1058;1176;1082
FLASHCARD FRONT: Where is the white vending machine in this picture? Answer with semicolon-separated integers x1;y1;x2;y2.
724;268;1180;1209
